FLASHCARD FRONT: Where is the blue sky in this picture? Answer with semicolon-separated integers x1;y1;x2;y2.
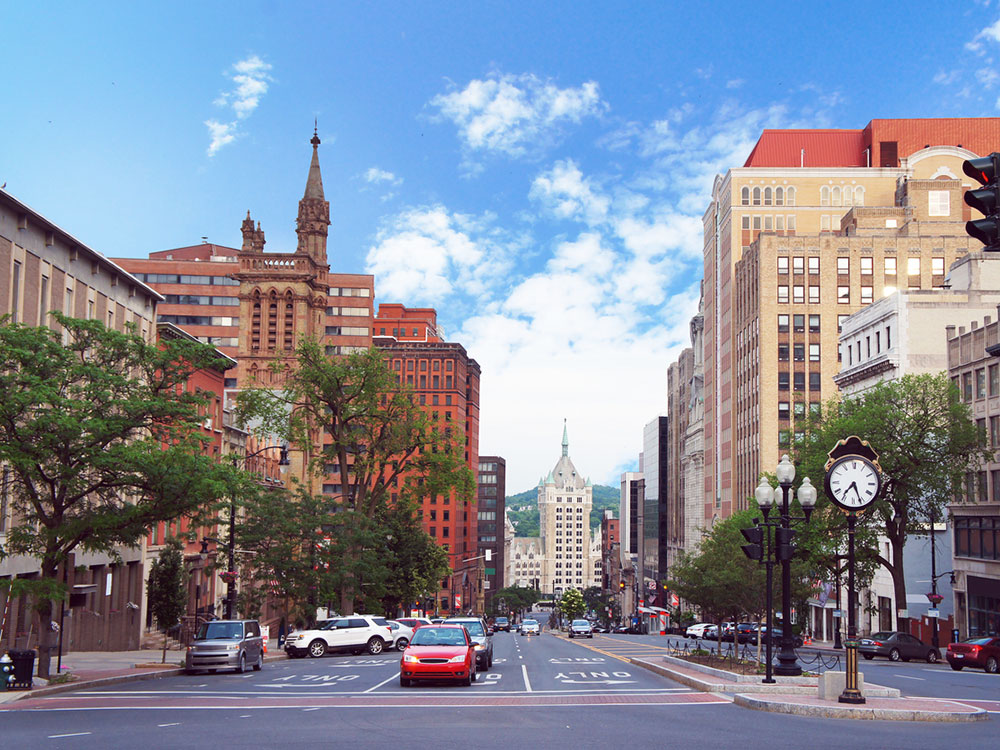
3;1;999;493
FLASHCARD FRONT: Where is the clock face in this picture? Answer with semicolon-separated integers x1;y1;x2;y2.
826;456;881;510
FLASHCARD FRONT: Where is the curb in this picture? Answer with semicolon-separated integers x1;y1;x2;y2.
732;693;988;723
1;652;289;704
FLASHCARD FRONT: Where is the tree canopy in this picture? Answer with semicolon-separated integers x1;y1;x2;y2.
0;314;237;677
560;588;586;622
795;373;987;630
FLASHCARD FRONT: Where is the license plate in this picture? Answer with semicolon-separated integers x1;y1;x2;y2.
955;654;964;659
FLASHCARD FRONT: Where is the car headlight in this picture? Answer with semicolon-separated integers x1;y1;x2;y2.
227;644;240;651
403;654;420;663
448;654;468;663
474;643;485;651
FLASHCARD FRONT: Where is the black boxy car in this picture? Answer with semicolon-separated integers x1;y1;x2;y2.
494;617;511;632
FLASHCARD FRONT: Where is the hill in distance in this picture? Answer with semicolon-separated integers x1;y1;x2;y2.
505;484;619;538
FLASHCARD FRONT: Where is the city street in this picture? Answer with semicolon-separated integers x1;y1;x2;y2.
1;628;996;748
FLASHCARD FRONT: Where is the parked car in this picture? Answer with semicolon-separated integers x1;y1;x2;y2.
859;631;939;663
399;624;477;687
726;623;756;643
444;616;493;669
946;636;1000;672
284;615;392;658
494;616;511;632
185;619;264;674
592;623;610;633
386;620;415;650
759;626;805;649
685;623;715;639
520;619;541;636
568;619;594;639
396;617;433;631
612;624;630;634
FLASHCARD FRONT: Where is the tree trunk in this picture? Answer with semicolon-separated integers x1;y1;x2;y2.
162;629;168;664
35;596;56;680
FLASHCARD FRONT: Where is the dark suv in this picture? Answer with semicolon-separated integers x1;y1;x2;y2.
494;617;511;632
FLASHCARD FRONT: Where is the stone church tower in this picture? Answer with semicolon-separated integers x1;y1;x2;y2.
233;128;331;389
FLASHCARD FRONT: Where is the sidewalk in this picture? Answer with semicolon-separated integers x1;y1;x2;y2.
0;648;288;705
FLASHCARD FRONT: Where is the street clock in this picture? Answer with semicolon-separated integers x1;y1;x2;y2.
823;435;884;513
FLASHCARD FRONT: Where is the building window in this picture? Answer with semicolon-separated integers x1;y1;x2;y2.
778;344;789;362
809;315;820;333
793;286;804;303
809;372;821;390
928;191;950;217
884;257;896;276
793;343;805;362
808;256;820;274
809;343;820;361
777;257;789;274
778;373;789;391
793;314;805;332
976;368;987;399
861;286;873;304
808;286;820;303
794;372;805;391
860;257;873;276
778;314;789;333
777;286;789;304
792;257;804;274
990;364;999;396
838;286;850;304
778;402;790;419
741;187;750;205
963;372;973;402
838;315;848;332
932;257;945;276
837;257;850;275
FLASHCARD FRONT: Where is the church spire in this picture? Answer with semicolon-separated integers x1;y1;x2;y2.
296;123;330;263
562;419;569;457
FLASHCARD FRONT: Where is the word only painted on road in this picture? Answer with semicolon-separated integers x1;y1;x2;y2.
554;671;633;684
549;657;606;663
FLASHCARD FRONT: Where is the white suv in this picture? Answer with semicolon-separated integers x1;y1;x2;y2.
285;615;392;658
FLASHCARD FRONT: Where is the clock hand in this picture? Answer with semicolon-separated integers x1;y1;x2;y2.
846;481;859;503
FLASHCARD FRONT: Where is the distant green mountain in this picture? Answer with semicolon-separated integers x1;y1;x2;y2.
505;484;619;537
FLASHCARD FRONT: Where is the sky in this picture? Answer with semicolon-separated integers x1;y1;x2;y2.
4;1;1000;493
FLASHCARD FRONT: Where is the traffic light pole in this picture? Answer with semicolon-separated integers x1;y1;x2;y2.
763;523;775;684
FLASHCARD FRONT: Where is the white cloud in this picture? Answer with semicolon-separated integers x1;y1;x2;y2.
529;160;610;225
364;167;403;186
430;72;606;164
205;55;272;157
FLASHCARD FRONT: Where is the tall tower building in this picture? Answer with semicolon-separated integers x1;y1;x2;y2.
701;118;1000;523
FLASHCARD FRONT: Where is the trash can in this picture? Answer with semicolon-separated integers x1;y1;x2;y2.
8;649;36;689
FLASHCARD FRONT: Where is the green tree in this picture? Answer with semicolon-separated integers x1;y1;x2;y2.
795;374;988;631
146;538;188;664
494;585;541;617
0;314;236;678
376;499;450;617
235;342;475;614
560;588;586;622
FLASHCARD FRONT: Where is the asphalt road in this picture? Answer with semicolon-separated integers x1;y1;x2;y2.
1;630;996;749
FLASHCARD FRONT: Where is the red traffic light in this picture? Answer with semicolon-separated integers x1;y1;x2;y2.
963;153;1000;186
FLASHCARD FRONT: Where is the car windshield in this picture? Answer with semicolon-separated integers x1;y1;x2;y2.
410;628;467;647
523;620;537;625
196;622;243;640
496;617;508;623
965;637;994;645
573;620;589;626
453;621;484;636
870;632;894;640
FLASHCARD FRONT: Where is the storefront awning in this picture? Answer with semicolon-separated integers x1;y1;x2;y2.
637;606;657;614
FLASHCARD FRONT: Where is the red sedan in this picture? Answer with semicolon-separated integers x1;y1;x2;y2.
947;636;1000;673
399;624;477;686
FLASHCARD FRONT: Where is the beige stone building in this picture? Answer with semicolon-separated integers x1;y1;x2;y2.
507;424;601;595
701;119;1000;524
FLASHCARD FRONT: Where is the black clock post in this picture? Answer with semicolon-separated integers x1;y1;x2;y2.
824;436;884;706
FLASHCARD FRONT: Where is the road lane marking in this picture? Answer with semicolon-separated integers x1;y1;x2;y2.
48;733;92;738
895;674;925;681
522;665;532;692
158;723;180;727
364;672;401;693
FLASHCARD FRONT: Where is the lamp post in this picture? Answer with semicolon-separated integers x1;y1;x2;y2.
757;454;817;677
202;443;289;620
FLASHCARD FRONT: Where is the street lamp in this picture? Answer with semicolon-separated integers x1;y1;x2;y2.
759;454;816;677
204;443;289;620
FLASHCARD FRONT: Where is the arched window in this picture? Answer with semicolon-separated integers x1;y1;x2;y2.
831;186;842;206
786;187;796;206
854;186;864;206
267;290;278;351
820;186;830;207
775;186;784;206
764;187;772;206
842;186;853;207
283;290;294;351
251;291;262;351
752;187;761;206
741;187;750;205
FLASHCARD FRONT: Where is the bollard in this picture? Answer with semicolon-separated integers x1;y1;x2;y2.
0;653;12;691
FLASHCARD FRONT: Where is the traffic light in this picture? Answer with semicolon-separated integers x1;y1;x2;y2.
619;581;626;590
964;153;1000;250
740;526;764;561
775;527;797;561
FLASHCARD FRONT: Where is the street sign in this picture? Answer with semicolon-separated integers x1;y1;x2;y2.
927;609;940;618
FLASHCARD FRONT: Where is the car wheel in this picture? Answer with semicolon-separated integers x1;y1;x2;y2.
488;653;493;668
395;637;409;651
236;652;246;674
950;663;964;671
986;656;999;674
926;650;938;664
254;651;263;671
464;667;474;686
862;654;874;660
889;648;901;662
308;640;327;658
368;637;384;655
400;675;411;687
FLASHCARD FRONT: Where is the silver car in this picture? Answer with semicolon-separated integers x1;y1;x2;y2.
568;619;593;638
185;619;264;674
520;619;540;636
